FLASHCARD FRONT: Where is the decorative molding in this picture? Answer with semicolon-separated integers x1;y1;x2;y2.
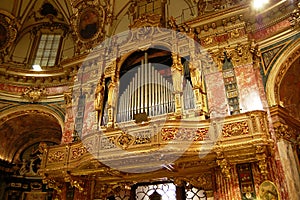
222;121;249;137
70;1;111;53
255;145;268;180
130;13;163;29
290;2;300;27
0;12;18;59
22;86;47;102
209;41;261;71
266;38;300;106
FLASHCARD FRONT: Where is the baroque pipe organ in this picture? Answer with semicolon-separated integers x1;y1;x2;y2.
1;0;299;199
116;52;195;123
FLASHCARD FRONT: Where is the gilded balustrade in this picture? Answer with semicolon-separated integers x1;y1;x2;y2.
39;110;273;180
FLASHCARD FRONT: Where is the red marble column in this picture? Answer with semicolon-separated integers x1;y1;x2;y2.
214;165;242;200
82;100;97;137
62;105;75;144
235;64;265;112
205;71;228;117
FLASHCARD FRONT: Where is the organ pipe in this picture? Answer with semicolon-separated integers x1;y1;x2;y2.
117;56;195;123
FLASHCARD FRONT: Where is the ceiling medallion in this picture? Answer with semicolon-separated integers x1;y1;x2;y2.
72;4;106;51
78;7;101;40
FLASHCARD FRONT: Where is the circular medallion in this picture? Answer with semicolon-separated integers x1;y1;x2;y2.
78;8;100;40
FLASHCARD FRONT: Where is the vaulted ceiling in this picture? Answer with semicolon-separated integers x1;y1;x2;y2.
0;110;62;163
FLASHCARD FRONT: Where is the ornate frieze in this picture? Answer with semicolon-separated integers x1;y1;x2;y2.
71;146;87;160
222;121;249;137
130;13;163;29
116;132;135;149
22;86;47;102
133;131;152;145
174;173;213;191
48;150;65;163
40;110;273;185
209;41;261;71
274;123;297;142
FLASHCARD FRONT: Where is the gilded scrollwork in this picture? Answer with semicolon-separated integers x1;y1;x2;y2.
217;157;231;179
161;128;178;141
255;145;268;180
130;13;162;29
273;123;297;141
71;146;87;160
48;151;65;163
116;132;134;149
222;121;249;137
209;41;261;71
0;12;18;62
64;89;73;107
22;86;47;102
133;131;152;145
290;2;300;27
104;60;117;77
194;128;209;141
174;173;213;190
101;136;117;150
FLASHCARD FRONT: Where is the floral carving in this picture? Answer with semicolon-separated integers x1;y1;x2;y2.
134;131;151;145
194;128;209;141
48;151;65;163
222;121;249;137
217;158;231;179
71;146;87;160
273;123;297;141
116;132;134;149
209;41;261;71
290;2;300;27
101;136;116;150
161;128;178;141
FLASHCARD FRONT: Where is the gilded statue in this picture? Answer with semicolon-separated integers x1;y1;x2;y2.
95;81;105;111
107;76;117;108
171;53;183;93
189;61;203;90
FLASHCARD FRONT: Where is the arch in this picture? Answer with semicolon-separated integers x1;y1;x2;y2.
0;104;64;129
0;104;64;162
115;43;172;75
266;37;300;106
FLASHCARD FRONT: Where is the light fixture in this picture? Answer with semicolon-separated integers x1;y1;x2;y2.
252;0;269;10
32;64;42;71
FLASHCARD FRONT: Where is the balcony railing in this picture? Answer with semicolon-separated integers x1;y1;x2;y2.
40;110;273;176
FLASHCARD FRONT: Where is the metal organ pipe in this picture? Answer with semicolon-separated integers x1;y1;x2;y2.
117;58;180;122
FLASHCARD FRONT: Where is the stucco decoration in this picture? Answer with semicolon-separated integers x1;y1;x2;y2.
0;11;19;61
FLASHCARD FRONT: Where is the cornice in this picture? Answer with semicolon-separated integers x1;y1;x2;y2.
185;5;249;28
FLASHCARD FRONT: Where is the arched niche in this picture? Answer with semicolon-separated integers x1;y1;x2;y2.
266;38;300;108
0;105;63;163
